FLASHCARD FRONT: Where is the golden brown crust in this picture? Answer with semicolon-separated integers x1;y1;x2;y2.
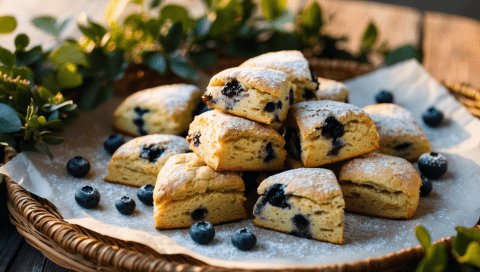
239;50;312;82
338;152;421;199
257;168;344;204
208;67;291;97
289;101;374;140
153;153;244;205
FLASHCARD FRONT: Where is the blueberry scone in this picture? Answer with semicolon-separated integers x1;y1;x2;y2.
284;101;380;167
316;77;349;103
153;153;246;229
253;168;345;244
240;50;318;104
186;110;287;171
104;134;190;187
113;84;202;136
202;67;294;124
338;152;421;219
363;104;431;161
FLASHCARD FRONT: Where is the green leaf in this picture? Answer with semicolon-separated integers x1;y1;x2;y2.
14;34;30;51
51;42;89;67
142;52;167;74
57;63;83;89
456;241;480;268
168;56;198;80
415;225;432;250
385;44;422;66
15;46;42;67
302;1;322;33
159;5;195;32
27;116;40;130
361;21;378;52
41;136;64;145
210;7;236;37
270;11;295;32
0;16;17;34
163;22;183;53
38;116;47;126
241;0;255;22
40;141;53;158
31;16;60;37
0;46;15;67
79;78;114;111
452;227;480;257
14;85;33;114
104;51;128;82
130;0;143;5
150;0;161;8
49;101;75;112
189;50;217;70
0;66;30;80
261;0;286;21
45;119;63;129
87;47;107;71
0;133;16;148
47;111;59;122
192;17;211;37
0;104;22;133
416;243;448;272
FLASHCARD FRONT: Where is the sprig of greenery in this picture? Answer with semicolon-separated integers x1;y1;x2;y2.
415;225;480;272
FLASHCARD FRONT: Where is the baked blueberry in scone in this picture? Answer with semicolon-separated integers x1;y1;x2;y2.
186;110;287;171
240;50;318;105
113;84;202;136
284;101;380;167
153;153;246;229
363;103;431;161
316;77;349;103
338;152;421;219
202;67;293;124
253;168;345;244
104;134;190;187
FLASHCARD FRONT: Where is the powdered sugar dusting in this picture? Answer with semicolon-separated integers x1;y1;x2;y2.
240;50;311;81
114;134;189;157
317;77;349;99
209;67;289;95
363;104;424;137
260;168;342;201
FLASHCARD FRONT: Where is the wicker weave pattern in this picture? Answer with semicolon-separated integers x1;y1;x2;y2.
444;80;480;118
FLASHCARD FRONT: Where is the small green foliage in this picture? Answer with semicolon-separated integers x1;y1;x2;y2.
361;21;378;52
261;0;286;21
51;42;89;67
163;22;183;53
0;16;17;34
150;0;162;9
31;16;72;37
14;34;30;51
0;46;15;67
168;56;197;80
159;5;195;33
302;1;323;35
189;50;217;70
385;44;422;66
416;225;432;250
142;51;167;74
57;63;83;88
0;104;22;133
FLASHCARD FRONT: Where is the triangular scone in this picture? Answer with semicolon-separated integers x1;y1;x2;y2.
253;168;345;244
187;110;286;171
363;104;431;161
284;101;380;167
202;67;294;124
240;50;318;104
104;134;190;187
338;152;421;219
153;153;246;229
113;84;202;136
316;77;349;103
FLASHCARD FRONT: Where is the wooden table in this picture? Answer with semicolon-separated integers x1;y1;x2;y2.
1;0;479;271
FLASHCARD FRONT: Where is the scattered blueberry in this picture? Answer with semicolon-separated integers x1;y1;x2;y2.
190;221;215;245
67;156;90;178
75;186;100;209
115;196;136;215
418;152;448;179
264;102;276;112
420;175;433;197
221;80;244;98
139;144;165;163
196;104;213;116
422;107;444;127
375;90;394;104
104;134;125;155
137;184;154;205
232;228;257;251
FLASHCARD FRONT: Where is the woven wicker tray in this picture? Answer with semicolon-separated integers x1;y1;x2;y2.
5;59;480;272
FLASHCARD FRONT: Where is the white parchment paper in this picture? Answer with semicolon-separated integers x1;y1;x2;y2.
2;60;480;269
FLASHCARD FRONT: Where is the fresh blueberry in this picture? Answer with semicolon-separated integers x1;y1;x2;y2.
196;105;213;116
420;175;433;197
104;134;125;155
231;228;257;251
137;184;154;205
422;107;444;127
375;90;394;104
115;196;136;215
190;221;215;245
75;186;100;209
67;157;90;178
418;152;448;179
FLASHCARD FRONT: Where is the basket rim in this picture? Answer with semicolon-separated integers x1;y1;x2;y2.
3;57;480;272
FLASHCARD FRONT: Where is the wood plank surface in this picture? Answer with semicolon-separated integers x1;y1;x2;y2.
423;12;480;88
0;222;24;272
